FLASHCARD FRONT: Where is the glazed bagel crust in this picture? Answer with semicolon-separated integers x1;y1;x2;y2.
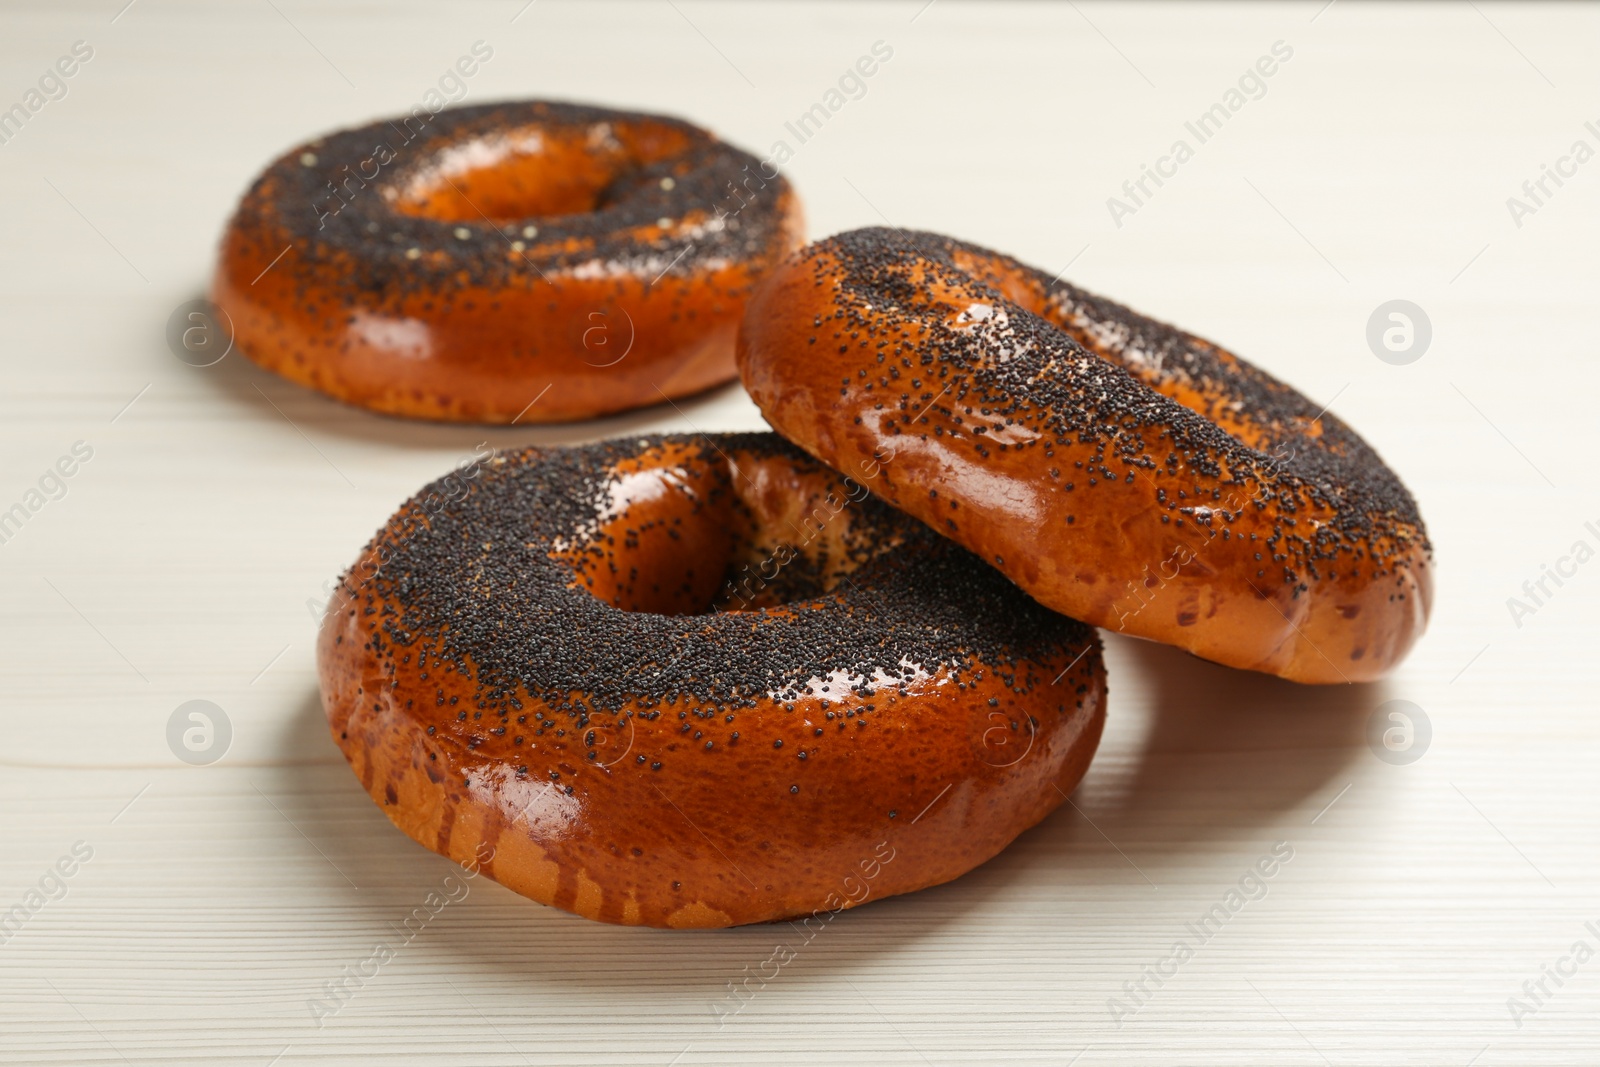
317;433;1105;928
737;229;1432;683
214;101;803;423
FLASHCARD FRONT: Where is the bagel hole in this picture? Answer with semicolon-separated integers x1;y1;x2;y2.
388;122;693;224
709;524;841;613
556;450;897;616
714;455;903;612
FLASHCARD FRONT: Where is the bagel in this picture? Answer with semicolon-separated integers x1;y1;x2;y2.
317;432;1105;928
737;228;1432;683
214;101;803;423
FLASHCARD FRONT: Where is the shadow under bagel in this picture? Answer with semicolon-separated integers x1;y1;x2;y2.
268;686;1048;1005
1080;633;1376;848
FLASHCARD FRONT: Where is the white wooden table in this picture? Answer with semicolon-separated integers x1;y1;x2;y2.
3;2;1597;1063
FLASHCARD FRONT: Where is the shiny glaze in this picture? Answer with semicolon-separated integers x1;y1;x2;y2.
737;229;1432;684
317;434;1105;927
214;101;803;423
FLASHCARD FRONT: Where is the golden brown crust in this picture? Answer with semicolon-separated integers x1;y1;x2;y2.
737;229;1432;683
213;101;804;423
317;433;1105;927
